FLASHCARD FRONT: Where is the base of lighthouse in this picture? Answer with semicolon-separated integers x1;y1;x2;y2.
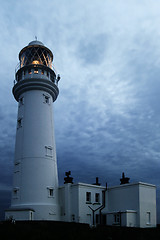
5;204;60;221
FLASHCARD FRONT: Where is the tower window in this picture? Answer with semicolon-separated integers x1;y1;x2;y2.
17;118;22;129
49;189;53;196
86;192;91;203
19;97;24;106
28;69;32;74
45;146;53;157
13;189;18;194
13;187;19;198
43;94;50;104
14;161;20;173
95;193;100;203
47;187;54;197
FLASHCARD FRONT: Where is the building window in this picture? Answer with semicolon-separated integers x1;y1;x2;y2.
43;94;50;104
45;146;53;157
28;69;32;74
146;212;151;224
72;214;75;222
95;193;100;203
17;118;22;129
114;214;120;224
86;192;91;203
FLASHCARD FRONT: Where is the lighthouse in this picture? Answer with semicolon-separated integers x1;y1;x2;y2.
5;40;60;221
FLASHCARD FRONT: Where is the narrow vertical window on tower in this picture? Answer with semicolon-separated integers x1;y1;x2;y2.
47;187;54;197
43;94;50;104
13;187;19;199
17;118;22;129
45;146;53;157
19;96;24;107
14;162;20;173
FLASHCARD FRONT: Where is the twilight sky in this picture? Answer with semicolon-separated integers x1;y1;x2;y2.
0;0;160;221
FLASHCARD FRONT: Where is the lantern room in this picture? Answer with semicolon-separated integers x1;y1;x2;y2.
15;40;59;84
19;40;53;69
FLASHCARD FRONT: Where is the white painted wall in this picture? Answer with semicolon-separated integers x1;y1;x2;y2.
78;183;105;225
11;90;59;220
58;182;156;228
5;210;34;221
59;183;106;225
106;182;156;227
139;183;156;228
126;211;137;227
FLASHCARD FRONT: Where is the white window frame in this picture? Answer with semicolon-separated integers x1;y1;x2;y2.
43;94;50;104
45;146;53;157
47;187;54;198
14;163;20;173
114;213;120;224
146;211;151;225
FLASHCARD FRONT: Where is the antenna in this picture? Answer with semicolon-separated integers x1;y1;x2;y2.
35;36;37;41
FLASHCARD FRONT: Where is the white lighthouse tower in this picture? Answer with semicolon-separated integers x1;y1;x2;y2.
5;40;60;221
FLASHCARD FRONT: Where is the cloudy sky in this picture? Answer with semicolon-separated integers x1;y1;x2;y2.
0;0;160;221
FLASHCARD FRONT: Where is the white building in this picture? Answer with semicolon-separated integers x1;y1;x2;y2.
5;41;157;227
106;181;156;228
58;173;156;228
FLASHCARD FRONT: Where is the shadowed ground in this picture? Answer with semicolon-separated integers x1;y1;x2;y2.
0;221;160;240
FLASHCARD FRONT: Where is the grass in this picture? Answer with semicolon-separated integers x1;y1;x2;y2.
0;221;160;240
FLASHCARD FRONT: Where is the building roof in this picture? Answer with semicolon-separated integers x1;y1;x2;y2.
28;40;44;46
59;181;156;190
108;182;156;190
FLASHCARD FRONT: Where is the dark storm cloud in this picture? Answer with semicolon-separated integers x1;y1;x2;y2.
1;0;160;221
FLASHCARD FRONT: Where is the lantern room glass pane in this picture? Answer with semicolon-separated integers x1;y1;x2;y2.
20;47;52;69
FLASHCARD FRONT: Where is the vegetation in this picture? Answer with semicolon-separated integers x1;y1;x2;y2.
0;221;160;240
